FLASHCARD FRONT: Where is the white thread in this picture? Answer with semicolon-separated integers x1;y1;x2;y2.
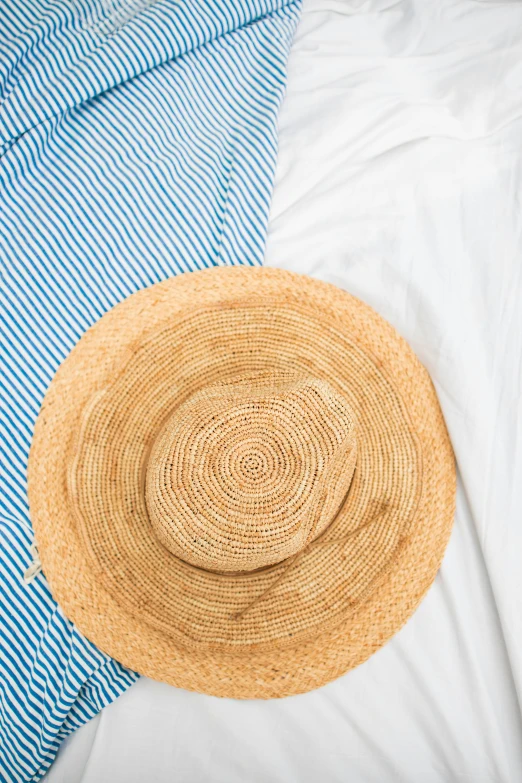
24;542;42;584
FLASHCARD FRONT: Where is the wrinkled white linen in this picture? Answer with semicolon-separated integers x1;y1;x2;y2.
45;1;522;780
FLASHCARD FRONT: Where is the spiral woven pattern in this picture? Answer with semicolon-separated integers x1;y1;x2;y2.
28;267;455;698
145;375;357;573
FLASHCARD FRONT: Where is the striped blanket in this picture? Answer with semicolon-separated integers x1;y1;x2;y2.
0;1;300;779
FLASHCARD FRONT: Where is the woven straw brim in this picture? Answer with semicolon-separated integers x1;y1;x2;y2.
28;267;455;699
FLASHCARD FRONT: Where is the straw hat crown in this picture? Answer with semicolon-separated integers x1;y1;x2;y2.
145;374;358;573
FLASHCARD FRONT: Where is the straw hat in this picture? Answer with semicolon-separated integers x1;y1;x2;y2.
28;267;455;699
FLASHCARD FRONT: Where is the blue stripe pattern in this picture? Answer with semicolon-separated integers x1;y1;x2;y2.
0;1;300;779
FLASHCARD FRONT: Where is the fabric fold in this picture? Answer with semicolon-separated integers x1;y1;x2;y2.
0;0;295;149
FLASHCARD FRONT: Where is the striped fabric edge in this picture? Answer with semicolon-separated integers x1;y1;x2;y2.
0;513;138;782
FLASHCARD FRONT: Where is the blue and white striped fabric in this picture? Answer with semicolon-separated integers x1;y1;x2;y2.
0;1;300;779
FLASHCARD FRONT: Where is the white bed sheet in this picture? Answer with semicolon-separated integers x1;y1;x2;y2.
44;1;522;781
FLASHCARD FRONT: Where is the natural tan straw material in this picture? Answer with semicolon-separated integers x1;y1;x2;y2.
28;267;455;699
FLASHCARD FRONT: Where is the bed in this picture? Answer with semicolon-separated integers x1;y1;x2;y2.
44;1;522;780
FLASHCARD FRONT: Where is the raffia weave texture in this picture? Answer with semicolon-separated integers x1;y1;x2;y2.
28;267;455;698
145;374;358;573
